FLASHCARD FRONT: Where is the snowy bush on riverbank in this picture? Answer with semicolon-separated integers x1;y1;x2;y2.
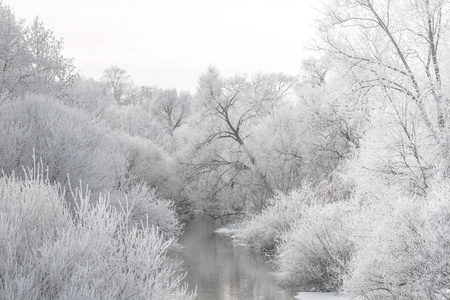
277;201;354;291
236;178;355;292
237;179;348;253
113;132;182;200
110;183;182;240
0;166;195;299
237;184;320;252
242;175;450;296
342;179;450;299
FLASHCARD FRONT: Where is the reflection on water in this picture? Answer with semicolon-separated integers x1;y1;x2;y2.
178;214;296;300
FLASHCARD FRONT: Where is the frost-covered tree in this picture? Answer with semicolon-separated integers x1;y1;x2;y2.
24;17;77;97
317;0;450;194
0;3;77;99
0;2;27;99
102;104;161;138
150;87;191;136
131;85;154;107
250;75;366;193
318;0;450;129
300;56;330;87
102;65;132;105
65;77;115;121
181;67;297;215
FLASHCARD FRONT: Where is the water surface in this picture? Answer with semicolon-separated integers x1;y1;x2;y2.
178;214;297;300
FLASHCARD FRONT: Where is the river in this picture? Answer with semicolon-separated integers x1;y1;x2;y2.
177;214;297;300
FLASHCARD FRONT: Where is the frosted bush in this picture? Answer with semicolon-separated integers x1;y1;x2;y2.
343;179;450;299
0;95;119;194
276;201;354;291
114;132;182;199
0;167;195;300
110;183;182;240
237;183;325;253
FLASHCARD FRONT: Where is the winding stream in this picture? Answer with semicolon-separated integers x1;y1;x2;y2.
178;214;297;300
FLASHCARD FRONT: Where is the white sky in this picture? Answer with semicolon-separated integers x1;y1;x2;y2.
7;0;319;92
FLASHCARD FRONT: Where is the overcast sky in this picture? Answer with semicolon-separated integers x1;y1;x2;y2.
7;0;319;92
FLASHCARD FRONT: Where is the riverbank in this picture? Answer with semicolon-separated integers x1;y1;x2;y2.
214;225;348;300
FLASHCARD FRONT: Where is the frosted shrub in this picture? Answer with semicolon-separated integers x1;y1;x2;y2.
0;95;118;194
114;132;182;199
277;201;353;291
238;184;323;252
343;179;450;299
0;168;195;300
110;183;182;240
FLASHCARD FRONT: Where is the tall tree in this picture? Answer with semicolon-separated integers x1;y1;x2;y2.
317;0;450;193
0;4;77;99
102;66;132;105
318;0;449;132
25;17;77;97
181;67;297;214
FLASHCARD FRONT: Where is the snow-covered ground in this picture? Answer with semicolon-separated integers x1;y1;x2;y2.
214;227;235;235
296;292;348;300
